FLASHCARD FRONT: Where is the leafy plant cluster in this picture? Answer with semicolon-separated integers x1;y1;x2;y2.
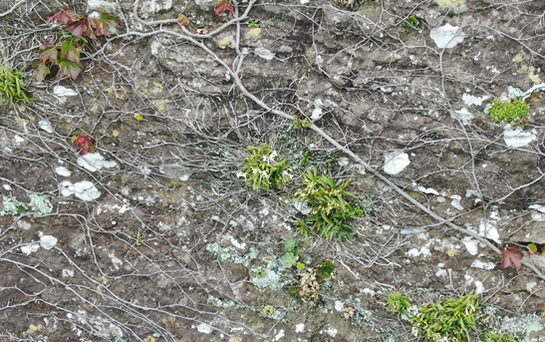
281;237;304;269
34;8;118;81
244;143;365;243
488;98;529;128
387;291;517;342
295;167;365;243
0;62;34;105
244;143;291;193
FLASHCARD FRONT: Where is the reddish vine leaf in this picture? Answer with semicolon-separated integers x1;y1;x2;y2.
214;0;234;16
67;18;96;39
34;63;51;82
38;43;58;64
71;135;96;155
47;7;78;24
57;60;83;80
502;247;524;270
61;40;82;64
93;13;119;37
177;14;190;27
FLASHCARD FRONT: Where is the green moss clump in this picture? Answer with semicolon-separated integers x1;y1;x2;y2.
316;260;336;281
488;98;529;127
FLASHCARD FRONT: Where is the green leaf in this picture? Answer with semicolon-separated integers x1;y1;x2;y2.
281;252;298;268
57;60;83;79
284;237;299;252
528;243;538;254
61;39;82;64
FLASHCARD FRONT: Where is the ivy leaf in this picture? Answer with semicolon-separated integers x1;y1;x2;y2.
61;39;82;64
177;13;190;27
502;247;524;270
93;13;119;37
47;7;78;24
67;18;96;40
38;43;58;64
214;0;234;16
34;63;51;82
57;60;83;80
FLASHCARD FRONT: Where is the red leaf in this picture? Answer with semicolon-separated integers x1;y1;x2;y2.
67;18;96;40
502;247;524;270
72;135;96;155
214;0;234;16
34;63;50;82
47;7;78;24
39;43;58;64
60;39;82;64
92;13;119;37
57;60;83;80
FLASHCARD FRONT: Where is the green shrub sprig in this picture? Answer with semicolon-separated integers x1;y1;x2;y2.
295;167;365;243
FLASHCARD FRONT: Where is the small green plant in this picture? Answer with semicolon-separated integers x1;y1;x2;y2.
244;143;291;192
389;292;519;342
295;167;365;243
415;292;479;342
255;269;266;278
0;62;34;104
16;204;28;213
281;237;302;268
293;116;311;129
299;151;310;167
248;19;260;27
387;291;411;315
406;15;419;28
488;98;529;128
479;330;517;342
389;291;479;342
316;260;336;281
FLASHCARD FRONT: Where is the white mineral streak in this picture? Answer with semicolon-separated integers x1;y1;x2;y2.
383;152;410;175
430;24;465;49
39;235;58;250
77;153;117;172
59;181;101;201
503;125;537;148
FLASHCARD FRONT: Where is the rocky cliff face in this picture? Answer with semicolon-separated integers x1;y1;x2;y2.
1;0;545;340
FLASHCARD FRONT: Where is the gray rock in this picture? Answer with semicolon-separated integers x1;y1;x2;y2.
195;0;217;11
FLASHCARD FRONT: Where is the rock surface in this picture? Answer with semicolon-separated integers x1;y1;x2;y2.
1;0;545;340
